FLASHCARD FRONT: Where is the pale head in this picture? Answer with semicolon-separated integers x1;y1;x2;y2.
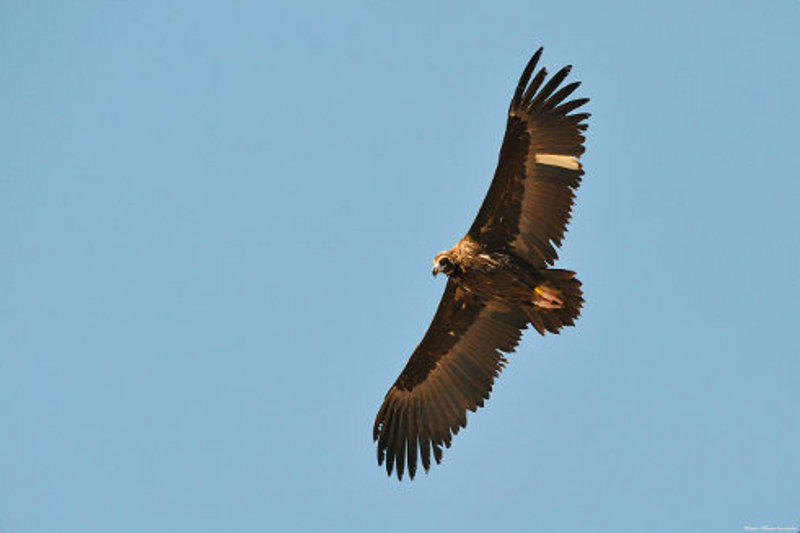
432;251;455;277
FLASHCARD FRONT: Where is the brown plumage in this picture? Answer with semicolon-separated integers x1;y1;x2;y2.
374;48;590;480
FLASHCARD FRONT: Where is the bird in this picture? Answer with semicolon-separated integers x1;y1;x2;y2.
373;48;590;480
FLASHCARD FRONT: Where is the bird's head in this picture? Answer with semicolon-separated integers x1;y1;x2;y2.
432;251;456;277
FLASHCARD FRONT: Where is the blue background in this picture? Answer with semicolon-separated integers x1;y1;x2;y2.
2;2;799;532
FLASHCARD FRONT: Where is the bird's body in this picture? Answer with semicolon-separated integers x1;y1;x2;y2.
374;48;590;480
435;236;565;310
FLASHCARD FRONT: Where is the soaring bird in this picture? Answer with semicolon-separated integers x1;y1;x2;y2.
373;48;590;480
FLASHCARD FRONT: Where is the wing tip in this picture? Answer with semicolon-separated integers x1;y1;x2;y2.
511;47;545;110
510;49;589;123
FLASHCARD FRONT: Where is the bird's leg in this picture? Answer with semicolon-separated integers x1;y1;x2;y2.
532;285;564;309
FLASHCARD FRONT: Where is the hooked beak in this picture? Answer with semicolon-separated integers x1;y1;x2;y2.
432;265;440;277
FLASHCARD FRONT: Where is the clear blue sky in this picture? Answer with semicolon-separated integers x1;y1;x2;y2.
2;2;799;532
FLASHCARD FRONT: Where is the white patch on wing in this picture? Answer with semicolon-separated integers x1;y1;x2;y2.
534;153;581;170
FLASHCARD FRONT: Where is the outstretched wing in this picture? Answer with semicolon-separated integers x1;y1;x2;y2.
468;48;590;266
373;280;528;480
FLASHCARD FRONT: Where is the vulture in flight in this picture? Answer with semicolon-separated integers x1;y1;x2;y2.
373;48;590;480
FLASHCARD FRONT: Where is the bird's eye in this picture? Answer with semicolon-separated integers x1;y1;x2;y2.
439;257;452;268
